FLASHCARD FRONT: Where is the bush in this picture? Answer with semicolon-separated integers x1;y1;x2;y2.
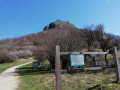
33;47;47;63
12;50;33;59
0;49;18;63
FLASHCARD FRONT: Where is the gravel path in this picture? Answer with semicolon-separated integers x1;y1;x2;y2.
0;62;32;90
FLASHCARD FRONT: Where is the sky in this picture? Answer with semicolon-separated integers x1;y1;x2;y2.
0;0;120;39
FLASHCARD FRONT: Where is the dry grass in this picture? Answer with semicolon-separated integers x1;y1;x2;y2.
16;64;120;90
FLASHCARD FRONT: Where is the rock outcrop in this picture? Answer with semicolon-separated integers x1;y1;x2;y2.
43;20;76;30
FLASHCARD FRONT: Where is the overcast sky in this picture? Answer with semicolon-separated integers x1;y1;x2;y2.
0;0;120;39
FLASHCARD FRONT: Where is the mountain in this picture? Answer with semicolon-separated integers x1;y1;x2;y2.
43;20;77;30
0;20;120;65
0;20;79;50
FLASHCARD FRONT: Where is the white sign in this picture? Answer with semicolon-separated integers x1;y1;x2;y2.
70;54;85;66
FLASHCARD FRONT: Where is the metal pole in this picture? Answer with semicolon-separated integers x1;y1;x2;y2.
55;45;61;90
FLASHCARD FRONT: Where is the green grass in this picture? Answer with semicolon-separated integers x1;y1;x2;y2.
16;64;54;90
41;60;50;65
16;64;120;90
107;54;120;64
0;58;34;74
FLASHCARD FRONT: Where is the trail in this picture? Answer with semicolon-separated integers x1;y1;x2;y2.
0;62;32;90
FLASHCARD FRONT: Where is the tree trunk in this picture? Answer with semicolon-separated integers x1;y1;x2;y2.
105;54;108;66
88;54;96;66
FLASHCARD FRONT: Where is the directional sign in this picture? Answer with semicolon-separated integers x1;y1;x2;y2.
70;54;85;66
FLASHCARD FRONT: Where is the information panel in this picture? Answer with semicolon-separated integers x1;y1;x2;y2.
70;54;85;66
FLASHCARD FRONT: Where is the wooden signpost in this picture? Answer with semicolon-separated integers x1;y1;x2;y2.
55;45;61;90
55;45;120;90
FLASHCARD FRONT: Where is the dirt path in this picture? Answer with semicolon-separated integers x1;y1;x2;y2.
0;62;32;90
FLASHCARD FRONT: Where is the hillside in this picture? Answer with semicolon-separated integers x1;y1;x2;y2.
0;20;79;48
0;20;78;48
0;20;80;61
0;20;120;67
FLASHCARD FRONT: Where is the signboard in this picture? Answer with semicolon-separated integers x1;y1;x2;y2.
32;61;40;68
70;54;85;66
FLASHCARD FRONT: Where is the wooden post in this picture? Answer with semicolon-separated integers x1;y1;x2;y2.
69;52;75;72
113;47;120;82
82;65;85;71
70;66;75;72
55;45;61;90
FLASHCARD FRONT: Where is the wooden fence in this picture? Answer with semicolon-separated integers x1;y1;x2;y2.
55;45;120;90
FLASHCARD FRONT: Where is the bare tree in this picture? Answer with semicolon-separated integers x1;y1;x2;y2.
95;24;117;65
81;25;96;51
41;28;84;69
80;25;99;66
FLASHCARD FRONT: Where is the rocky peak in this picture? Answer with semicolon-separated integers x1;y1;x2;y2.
43;20;76;30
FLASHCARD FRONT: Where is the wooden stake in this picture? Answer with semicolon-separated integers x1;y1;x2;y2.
55;45;61;90
113;47;120;82
82;66;85;71
71;66;75;72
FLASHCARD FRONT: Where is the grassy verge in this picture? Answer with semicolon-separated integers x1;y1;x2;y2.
16;64;54;90
0;58;34;74
16;64;120;90
41;60;50;65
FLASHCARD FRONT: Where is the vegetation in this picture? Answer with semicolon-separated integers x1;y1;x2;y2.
0;20;119;89
0;49;18;63
33;24;119;69
16;64;120;90
0;58;34;73
0;20;120;68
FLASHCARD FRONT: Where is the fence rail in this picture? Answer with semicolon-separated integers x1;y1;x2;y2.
118;50;120;54
60;52;110;55
60;51;112;55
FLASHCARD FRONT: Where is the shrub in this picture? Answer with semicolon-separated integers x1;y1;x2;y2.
33;47;47;63
12;50;33;59
0;49;18;63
